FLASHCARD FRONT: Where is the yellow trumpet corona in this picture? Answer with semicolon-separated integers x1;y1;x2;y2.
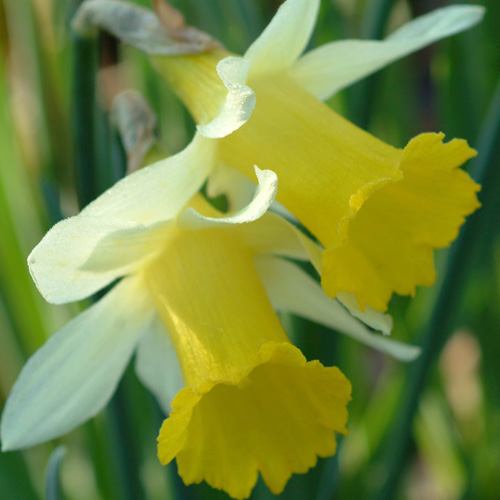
141;202;351;499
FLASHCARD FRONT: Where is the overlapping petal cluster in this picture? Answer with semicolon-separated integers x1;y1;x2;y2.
150;0;482;313
1;149;405;496
1;0;484;498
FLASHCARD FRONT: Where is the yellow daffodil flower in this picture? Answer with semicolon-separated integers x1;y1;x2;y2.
1;136;417;496
150;196;351;498
74;0;483;312
156;1;483;313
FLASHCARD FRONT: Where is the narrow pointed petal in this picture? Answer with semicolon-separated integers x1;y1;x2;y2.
336;292;393;336
1;276;153;450
245;0;320;78
135;316;184;415
178;167;277;229
256;257;419;361
29;133;215;304
290;5;485;100
158;342;351;499
82;132;215;224
197;57;256;139
322;134;480;312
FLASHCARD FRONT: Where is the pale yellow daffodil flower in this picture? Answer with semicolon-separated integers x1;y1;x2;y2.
74;0;483;312
1;134;418;497
155;0;483;313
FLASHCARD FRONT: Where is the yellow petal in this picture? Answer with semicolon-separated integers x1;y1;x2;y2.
219;74;404;249
322;133;480;311
153;54;402;249
157;342;351;499
142;220;289;388
152;51;233;126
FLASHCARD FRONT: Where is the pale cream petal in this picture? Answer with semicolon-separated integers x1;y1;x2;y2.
197;57;256;139
290;5;485;100
255;256;419;361
238;211;322;271
177;167;277;229
28;217;169;304
29;133;215;304
245;0;320;78
1;276;154;450
135;315;184;415
82;132;215;224
336;292;393;336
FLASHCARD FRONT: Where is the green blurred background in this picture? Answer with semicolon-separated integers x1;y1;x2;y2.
0;0;499;499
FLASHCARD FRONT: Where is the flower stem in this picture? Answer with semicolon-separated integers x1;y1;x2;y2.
371;75;500;500
349;0;395;129
361;0;395;39
106;378;145;500
71;17;97;207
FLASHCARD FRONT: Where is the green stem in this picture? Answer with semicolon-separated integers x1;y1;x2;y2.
72;31;97;207
371;75;500;500
349;0;395;128
0;449;41;500
106;378;145;500
361;0;394;39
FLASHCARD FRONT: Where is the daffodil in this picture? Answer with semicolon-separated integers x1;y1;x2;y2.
74;0;483;312
1;133;417;496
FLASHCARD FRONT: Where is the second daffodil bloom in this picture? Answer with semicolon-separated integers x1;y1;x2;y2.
1;135;417;497
74;0;483;312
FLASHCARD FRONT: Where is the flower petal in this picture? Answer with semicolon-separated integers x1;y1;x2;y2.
143;224;290;389
29;133;215;304
1;276;154;450
245;0;320;78
234;210;321;268
290;5;485;100
177;167;277;229
255;256;419;361
336;292;393;336
28;217;169;304
322;133;480;312
158;342;350;499
197;57;256;139
82;132;215;224
218;74;404;250
135;315;184;415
